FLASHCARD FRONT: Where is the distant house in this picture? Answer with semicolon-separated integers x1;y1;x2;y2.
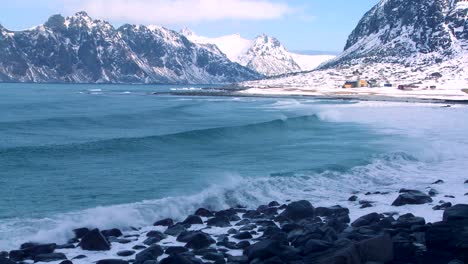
342;79;368;88
384;83;393;87
398;84;419;91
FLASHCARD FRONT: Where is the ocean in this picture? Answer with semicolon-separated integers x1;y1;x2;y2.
0;83;467;250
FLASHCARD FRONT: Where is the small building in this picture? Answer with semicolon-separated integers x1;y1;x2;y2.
398;84;419;91
342;79;369;88
384;83;393;87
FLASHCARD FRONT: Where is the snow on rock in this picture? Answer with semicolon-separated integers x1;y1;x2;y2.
239;0;468;100
0;12;260;84
182;29;335;76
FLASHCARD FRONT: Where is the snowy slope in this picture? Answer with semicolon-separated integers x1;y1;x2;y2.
0;13;260;84
182;29;335;76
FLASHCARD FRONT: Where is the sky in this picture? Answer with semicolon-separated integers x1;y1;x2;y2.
0;0;380;52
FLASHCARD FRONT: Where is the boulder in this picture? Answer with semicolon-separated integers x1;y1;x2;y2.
117;250;136;257
351;212;381;227
195;208;214;217
79;229;110;251
245;239;283;261
279;200;315;221
207;216;231;227
433;202;452;211
233;232;253;240
159;255;194;264
59;261;73;264
268;201;280;207
443;204;468;222
348;195;358;202
101;228;123;238
392;213;425;228
134;244;164;264
33;253;67;262
153;218;174;227
185;233;216;250
302;239;332;255
96;260;129;264
432;179;444;184
164;224;187;236
0;257;15;264
392;190;433;206
73;227;90;239
182;215;203;225
165;246;188;255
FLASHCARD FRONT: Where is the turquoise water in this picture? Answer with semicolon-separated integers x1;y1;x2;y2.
1;83;467;250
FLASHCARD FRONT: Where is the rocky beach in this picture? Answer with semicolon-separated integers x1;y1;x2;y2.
2;181;467;264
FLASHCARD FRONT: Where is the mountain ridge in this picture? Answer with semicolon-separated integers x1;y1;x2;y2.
0;12;260;84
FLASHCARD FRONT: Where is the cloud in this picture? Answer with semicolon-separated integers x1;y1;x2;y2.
64;0;295;25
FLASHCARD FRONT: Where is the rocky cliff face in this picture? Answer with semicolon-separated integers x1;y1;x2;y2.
321;0;468;68
0;12;260;84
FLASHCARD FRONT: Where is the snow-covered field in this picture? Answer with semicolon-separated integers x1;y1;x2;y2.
240;61;468;101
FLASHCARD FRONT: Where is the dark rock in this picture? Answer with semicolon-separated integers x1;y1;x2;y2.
465;180;468;184
445;195;455;198
242;210;261;219
73;227;90;239
0;257;15;264
134;244;164;264
244;239;282;261
195;208;214;217
182;215;203;225
351;212;381;227
348;195;358;201
432;179;444;184
239;224;257;231
101;228;123;238
79;229;110;251
33;253;67;262
236;240;251;249
233;232;253;240
392;190;433;206
215;208;240;218
207;216;231;227
165;246;188;255
268;201;280;207
443;204;468;221
315;205;349;218
164;224;187;236
433;202;452;210
227;255;249;263
132;245;146;250
159;255;193;264
428;188;438;197
59;261;73;264
279;200;315;221
229;215;241;221
302;239;332;254
115;238;132;244
96;260;129;264
203;252;224;262
236;219;251;226
360;201;373;209
117;250;135;257
153;218;174;227
185;233;216;250
227;228;237;234
72;255;87;259
393;213;425;228
146;230;166;240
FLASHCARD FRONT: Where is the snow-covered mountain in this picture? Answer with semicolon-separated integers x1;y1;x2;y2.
0;12;260;84
182;29;335;76
321;0;468;68
241;0;468;91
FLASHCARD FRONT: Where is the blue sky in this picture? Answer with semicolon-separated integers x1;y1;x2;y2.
0;0;379;52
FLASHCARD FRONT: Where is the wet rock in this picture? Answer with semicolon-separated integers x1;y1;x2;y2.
360;201;374;209
164;224;187;236
72;255;87;259
445;195;455;198
195;208;213;217
10;243;57;261
207;216;231;227
352;212;381;227
465;180;468;184
33;253;67;262
432;179;444;184
117;250;136;257
146;230;166;240
229;214;241;221
153;218;174;227
203;252;225;262
243;210;261;219
96;260;129;264
227;228;238;234
165;246;188;255
244;239;282;261
279;200;315;222
159;255;193;264
227;255;249;263
79;229;110;251
433;202;452;210
73;227;90;239
132;245;146;250
236;219;251;226
58;261;73;264
239;224;257;231
443;204;468;221
392;190;433;206
392;213;425;228
302;239;332;254
0;257;15;264
101;228;123;238
236;240;251;249
428;188;438;197
56;243;75;249
134;244;164;264
268;201;280;207
185;233;216;250
182;215;203;225
233;232;253;240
